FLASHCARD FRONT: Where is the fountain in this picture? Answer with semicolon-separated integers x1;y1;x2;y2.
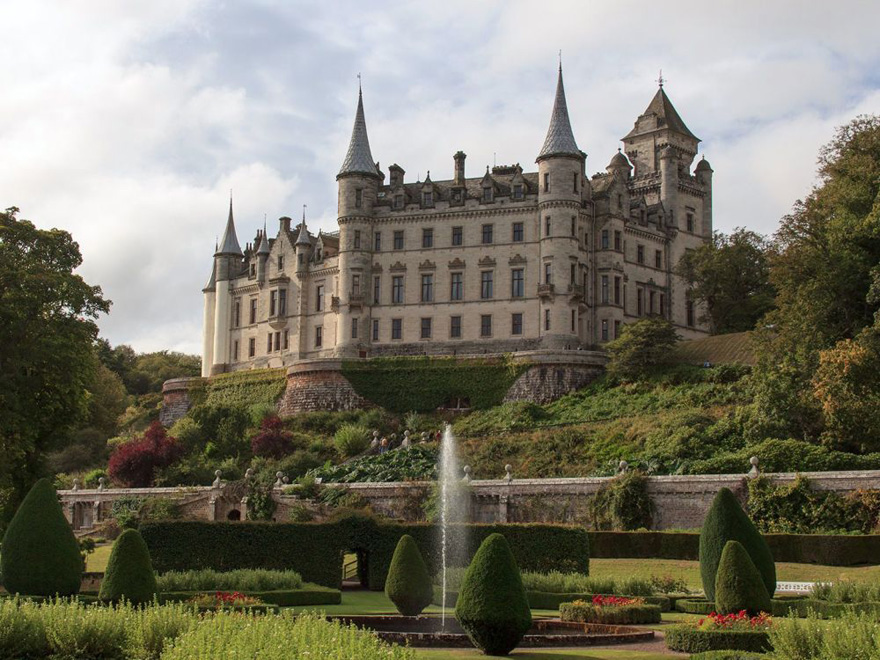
438;423;467;628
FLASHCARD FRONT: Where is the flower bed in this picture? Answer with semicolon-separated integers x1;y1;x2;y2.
559;596;662;625
666;610;772;654
186;592;275;613
160;585;341;607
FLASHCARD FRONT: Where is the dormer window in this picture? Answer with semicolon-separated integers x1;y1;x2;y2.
482;187;493;203
513;184;523;200
422;191;433;207
394;194;404;209
277;255;284;271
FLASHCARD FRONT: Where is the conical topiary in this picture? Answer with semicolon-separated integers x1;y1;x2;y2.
714;540;772;615
99;528;158;604
384;534;433;616
0;478;82;596
699;488;775;601
455;533;532;656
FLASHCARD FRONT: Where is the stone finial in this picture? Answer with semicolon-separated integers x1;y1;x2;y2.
98;477;106;491
462;465;472;482
370;438;379;449
72;478;80;491
282;476;290;485
244;468;254;481
402;432;411;449
373;430;379;439
618;460;629;474
504;464;513;482
274;471;284;488
748;456;760;478
213;470;222;488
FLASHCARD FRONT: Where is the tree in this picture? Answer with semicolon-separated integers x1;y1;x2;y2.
99;528;158;604
714;540;772;615
251;415;295;459
675;228;775;334
605;317;679;380
108;421;183;487
384;534;434;616
0;208;109;532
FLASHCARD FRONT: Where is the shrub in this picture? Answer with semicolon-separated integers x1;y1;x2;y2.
455;533;532;656
560;596;661;624
605;317;680;380
714;541;772;615
665;626;771;654
699;488;775;600
99;528;158;604
334;424;371;458
156;568;303;592
384;535;433;616
251;415;297;459
768;609;880;659
108;421;183;488
689;652;767;660
0;478;82;597
589;469;653;530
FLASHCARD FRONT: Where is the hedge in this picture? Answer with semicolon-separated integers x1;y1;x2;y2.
140;517;589;590
341;356;529;412
559;601;661;624
673;597;880;619
433;589;670;611
158;586;341;607
665;626;771;654
204;368;286;408
688;652;767;660
589;531;880;566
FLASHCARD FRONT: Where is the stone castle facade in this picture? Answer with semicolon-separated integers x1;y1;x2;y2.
201;68;712;376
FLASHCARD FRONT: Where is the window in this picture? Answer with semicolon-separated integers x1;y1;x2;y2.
637;244;645;264
650;290;656;314
394;194;404;209
423;191;433;207
234;299;241;327
482;187;493;202
637;288;644;316
573;172;579;193
544;262;552;285
274;331;281;351
421;274;433;302
480;314;492;337
248;337;256;357
450;315;462;338
283;330;289;350
618;193;623;209
614;230;622;251
686;213;695;232
278;255;284;271
543;172;549;192
545;216;551;237
420;317;432;339
279;289;287;316
481;224;493;244
511;269;524;298
571;217;576;236
315;285;324;312
249;298;257;324
686;299;695;327
372;319;379;341
373;276;380;304
655;250;662;269
601;319;608;341
450;272;463;301
512;222;524;242
354;230;361;249
250;262;256;277
351;275;360;296
452;226;463;246
480;271;493;299
512;313;523;335
298;253;303;266
392;276;404;304
601;230;609;249
393;230;404;250
351;318;358;339
391;318;402;340
571;309;576;332
374;231;381;251
270;290;277;316
544;308;551;331
266;334;272;353
659;293;666;316
355;188;363;208
601;275;609;304
233;340;239;361
614;276;621;305
315;326;323;347
422;228;433;248
570;263;576;285
513;184;523;199
614;320;621;338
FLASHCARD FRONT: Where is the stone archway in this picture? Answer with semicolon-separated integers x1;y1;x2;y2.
226;509;242;521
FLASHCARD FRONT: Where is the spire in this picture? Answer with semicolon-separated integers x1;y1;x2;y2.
216;195;243;256
337;81;379;178
537;64;581;161
296;205;311;246
256;220;270;255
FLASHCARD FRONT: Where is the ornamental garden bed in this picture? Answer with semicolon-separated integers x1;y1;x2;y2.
559;596;662;624
433;588;671;611
674;596;880;619
666;611;773;654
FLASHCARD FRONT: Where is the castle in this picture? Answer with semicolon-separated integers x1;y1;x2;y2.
201;67;712;377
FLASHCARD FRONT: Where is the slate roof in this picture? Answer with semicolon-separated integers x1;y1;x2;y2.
624;87;698;141
216;198;243;256
338;88;379;178
537;67;581;160
377;169;540;207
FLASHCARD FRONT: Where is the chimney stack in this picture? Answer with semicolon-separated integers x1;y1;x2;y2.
454;151;467;186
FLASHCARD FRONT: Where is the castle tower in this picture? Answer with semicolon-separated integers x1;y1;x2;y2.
336;83;380;357
201;247;217;378
536;64;586;349
209;197;243;375
255;222;270;282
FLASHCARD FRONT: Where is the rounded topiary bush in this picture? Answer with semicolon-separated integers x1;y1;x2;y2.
0;478;82;596
699;488;775;600
455;533;532;656
714;540;772;615
99;528;158;604
384;534;433;616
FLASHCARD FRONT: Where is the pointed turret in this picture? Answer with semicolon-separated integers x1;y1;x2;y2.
216;197;243;256
295;219;311;247
256;223;271;255
537;65;581;161
338;85;380;179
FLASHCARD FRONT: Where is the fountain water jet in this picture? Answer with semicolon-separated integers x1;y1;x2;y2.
438;423;467;629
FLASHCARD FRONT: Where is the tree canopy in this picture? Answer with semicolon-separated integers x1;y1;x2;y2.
605;317;679;380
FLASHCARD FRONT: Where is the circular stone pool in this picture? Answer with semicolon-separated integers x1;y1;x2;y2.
329;616;654;648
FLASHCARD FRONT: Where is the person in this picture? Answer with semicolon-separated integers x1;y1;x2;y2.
379;437;389;454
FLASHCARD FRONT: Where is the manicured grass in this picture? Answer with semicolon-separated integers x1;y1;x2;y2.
414;650;675;659
86;544;112;572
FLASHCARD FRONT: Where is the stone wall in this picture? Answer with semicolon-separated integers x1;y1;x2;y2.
277;359;369;415
159;377;205;426
504;352;605;404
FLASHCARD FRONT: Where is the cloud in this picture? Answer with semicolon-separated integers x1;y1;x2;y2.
1;0;879;354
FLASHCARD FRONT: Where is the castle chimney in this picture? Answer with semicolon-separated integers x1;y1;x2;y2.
454;151;466;186
389;164;405;188
280;216;292;232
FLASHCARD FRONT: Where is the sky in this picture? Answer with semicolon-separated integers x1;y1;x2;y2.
2;0;879;355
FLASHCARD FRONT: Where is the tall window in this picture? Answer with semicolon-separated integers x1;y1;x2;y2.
233;340;239;361
422;228;433;248
512;222;524;242
601;319;608;341
278;289;287;316
511;313;523;335
614;277;621;305
482;187;493;203
249;298;257;324
391;318;402;340
544;263;552;285
480;314;492;337
373;276;380;304
248;337;255;357
545;216;551;237
354;230;361;249
511;269;524;298
601;275;609;304
571;309;576;332
637;244;645;264
637;288;644;316
655;250;662;269
544;308;551;331
481;224;493;244
374;232;381;251
372;319;379;341
266;333;272;354
452;226;463;246
421;274;433;302
283;329;289;350
392;276;404;304
355;188;363;208
573;172;579;193
351;318;358;339
450;272;463;301
513;184;523;199
543;172;549;192
315;285;324;312
277;255;284;271
420;317;432;339
614;320;621;338
614;230;621;251
423;191;433;207
570;263;576;285
393;230;404;250
394;194;403;209
351;275;360;296
270;290;277;316
450;316;462;338
650;290;656;314
570;217;576;236
686;299;695;326
234;299;241;327
315;326;323;347
480;271;493;299
686;213;695;232
601;230;609;249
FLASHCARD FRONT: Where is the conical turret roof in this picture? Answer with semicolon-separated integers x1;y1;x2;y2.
216;198;243;256
537;66;581;160
624;86;698;141
338;86;379;178
256;222;271;255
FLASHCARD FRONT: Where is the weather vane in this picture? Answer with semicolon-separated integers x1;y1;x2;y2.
657;69;665;88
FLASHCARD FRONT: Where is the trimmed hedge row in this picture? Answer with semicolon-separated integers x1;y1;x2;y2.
589;531;880;566
689;652;766;660
432;588;670;611
140;518;589;590
674;597;880;619
159;587;341;607
559;601;661;624
665;626;771;654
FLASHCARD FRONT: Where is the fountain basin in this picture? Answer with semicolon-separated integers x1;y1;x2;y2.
329;616;654;648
